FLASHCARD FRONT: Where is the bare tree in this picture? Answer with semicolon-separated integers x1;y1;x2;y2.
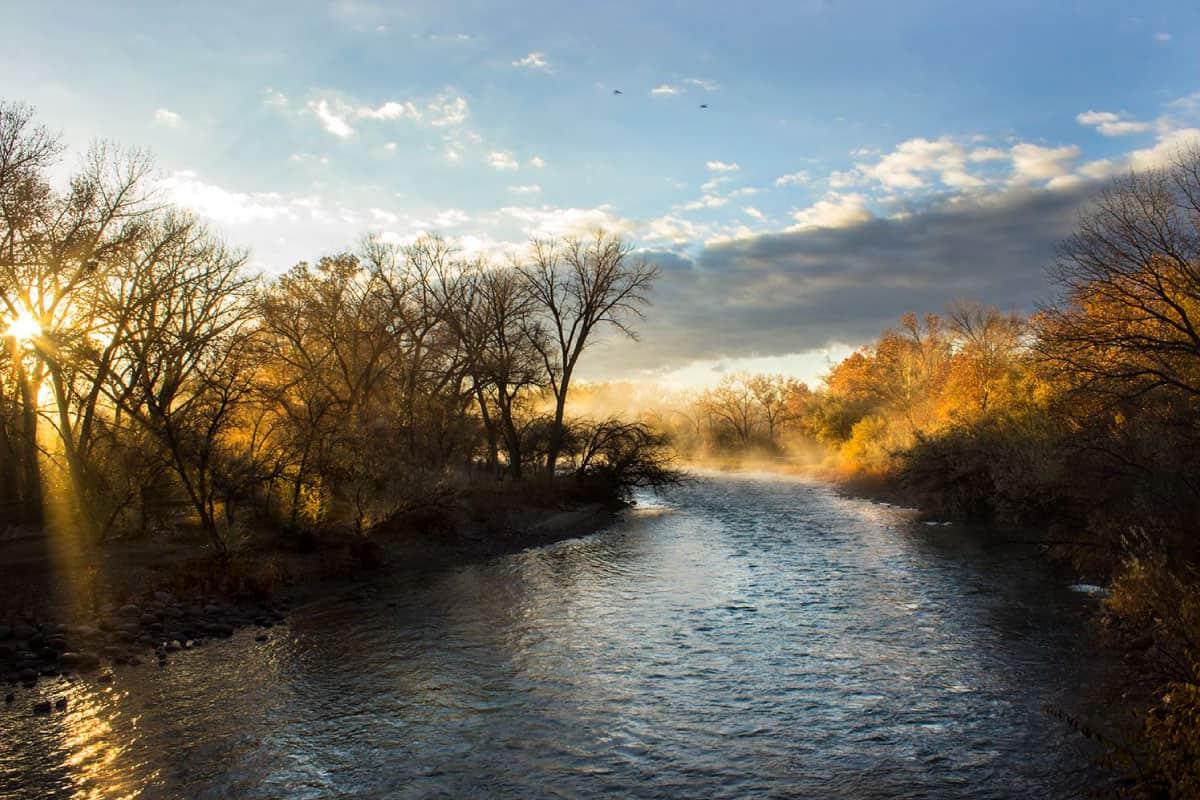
519;231;657;476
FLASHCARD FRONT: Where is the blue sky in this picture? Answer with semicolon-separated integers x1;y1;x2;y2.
3;0;1199;385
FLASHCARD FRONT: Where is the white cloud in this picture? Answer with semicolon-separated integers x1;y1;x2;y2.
370;208;400;225
1076;110;1152;136
512;51;550;70
1128;127;1200;171
1009;143;1080;183
788;193;872;231
857;136;981;190
385;142;397;152
684;78;720;91
289;153;329;165
969;147;1007;162
153;108;181;128
445;146;462;162
160;170;293;225
428;92;470;127
357;100;422;121
682;194;729;210
700;175;731;192
528;155;546;168
651;84;681;96
509;184;542;194
433;208;470;227
641;214;708;246
828;169;861;189
1154;32;1172;43
500;205;632;239
774;170;810;187
309;99;355;137
487;151;520;170
743;206;765;221
706;160;740;172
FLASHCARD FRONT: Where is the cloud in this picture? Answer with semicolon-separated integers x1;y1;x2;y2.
1076;110;1152;136
153;108;181;128
308;99;355;137
775;171;810;187
706;160;739;172
788;193;872;230
160;170;294;224
1127;127;1200;171
684;78;720;91
499;205;632;239
1154;32;1171;43
856;136;982;190
487;150;520;170
528;155;546;168
509;184;542;194
651;84;681;96
590;183;1097;377
681;194;729;211
433;208;470;227
1009;142;1080;183
357;100;421;120
743;206;765;221
427;92;469;126
512;51;550;70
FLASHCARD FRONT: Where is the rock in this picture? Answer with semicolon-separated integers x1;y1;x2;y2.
32;700;52;715
54;697;67;711
165;641;181;653
254;634;268;643
60;651;100;670
128;656;141;667
97;673;113;685
3;693;12;703
118;604;140;617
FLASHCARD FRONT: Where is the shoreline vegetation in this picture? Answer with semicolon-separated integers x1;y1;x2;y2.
0;102;679;708
4;102;1200;796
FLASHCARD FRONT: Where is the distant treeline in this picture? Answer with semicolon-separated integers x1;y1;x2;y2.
0;101;677;554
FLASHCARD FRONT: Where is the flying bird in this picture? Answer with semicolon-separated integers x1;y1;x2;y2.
613;89;623;95
699;103;708;109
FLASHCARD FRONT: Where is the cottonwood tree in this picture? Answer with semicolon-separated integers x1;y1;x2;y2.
519;232;657;476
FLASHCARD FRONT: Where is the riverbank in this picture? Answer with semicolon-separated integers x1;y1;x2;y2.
0;489;624;703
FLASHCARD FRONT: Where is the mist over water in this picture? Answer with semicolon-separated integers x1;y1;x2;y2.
1;472;1111;799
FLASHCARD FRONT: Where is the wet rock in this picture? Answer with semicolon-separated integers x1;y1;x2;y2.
164;641;180;653
54;697;67;711
32;700;51;715
60;652;100;670
97;673;113;685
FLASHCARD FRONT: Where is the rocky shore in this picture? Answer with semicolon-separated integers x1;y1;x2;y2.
1;500;621;714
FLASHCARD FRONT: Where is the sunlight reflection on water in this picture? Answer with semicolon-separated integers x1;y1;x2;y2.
1;472;1112;799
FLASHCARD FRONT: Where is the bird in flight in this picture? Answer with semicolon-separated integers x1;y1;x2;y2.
613;89;623;95
699;103;708;109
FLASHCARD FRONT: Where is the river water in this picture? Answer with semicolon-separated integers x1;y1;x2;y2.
1;472;1113;799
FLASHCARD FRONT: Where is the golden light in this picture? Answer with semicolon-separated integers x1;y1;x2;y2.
5;310;42;343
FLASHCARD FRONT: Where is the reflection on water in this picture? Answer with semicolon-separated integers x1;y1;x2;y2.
1;472;1110;798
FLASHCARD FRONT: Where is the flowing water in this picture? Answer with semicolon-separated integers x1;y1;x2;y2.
1;472;1113;799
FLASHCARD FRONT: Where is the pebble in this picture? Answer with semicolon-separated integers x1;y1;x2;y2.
32;700;51;715
54;698;67;711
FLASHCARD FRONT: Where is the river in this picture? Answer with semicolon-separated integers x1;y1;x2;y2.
0;471;1113;799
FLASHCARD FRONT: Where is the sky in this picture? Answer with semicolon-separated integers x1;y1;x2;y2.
3;0;1199;387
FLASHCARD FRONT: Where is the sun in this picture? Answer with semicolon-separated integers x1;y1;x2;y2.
4;310;42;343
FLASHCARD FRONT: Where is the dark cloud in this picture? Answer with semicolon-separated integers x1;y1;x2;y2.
591;183;1097;376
